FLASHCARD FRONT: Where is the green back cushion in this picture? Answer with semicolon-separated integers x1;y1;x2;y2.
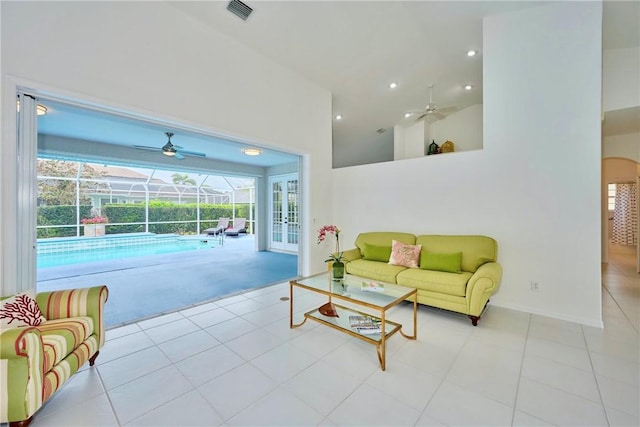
362;243;392;262
415;235;498;272
420;251;462;273
355;232;416;257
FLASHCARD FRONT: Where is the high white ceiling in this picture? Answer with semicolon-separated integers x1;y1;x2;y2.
37;1;639;168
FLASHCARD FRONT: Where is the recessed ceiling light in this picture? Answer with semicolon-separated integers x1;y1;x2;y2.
242;148;262;156
16;100;48;115
404;112;412;118
335;115;342;120
467;50;477;57
389;82;397;89
464;84;473;90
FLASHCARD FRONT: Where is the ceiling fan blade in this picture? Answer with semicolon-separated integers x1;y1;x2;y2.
133;145;160;152
174;152;185;160
179;150;206;158
437;106;458;114
416;112;428;121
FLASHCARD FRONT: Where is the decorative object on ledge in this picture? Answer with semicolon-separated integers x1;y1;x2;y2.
441;140;455;153
427;140;440;155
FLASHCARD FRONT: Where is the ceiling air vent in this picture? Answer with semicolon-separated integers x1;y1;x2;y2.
227;0;253;21
376;128;387;134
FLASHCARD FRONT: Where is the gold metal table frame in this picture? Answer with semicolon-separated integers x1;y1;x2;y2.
289;272;417;371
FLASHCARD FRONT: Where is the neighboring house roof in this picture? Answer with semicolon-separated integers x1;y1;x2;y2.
90;165;149;180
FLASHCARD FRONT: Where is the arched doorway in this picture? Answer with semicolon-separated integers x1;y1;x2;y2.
602;157;639;272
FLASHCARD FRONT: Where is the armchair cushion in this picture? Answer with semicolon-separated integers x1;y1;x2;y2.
0;292;46;328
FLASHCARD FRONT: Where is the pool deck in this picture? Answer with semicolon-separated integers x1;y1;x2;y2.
37;235;298;328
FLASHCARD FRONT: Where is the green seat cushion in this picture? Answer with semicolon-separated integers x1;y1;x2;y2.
345;259;406;284
397;269;472;297
362;243;392;262
420;251;462;273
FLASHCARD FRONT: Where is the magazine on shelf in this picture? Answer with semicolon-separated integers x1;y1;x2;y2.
348;315;382;333
361;281;384;292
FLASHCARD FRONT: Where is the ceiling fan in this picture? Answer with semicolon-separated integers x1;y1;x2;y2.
408;85;458;122
134;132;206;160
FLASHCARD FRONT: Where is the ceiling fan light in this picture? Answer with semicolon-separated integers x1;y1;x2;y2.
162;143;177;156
243;148;262;156
404;112;412;118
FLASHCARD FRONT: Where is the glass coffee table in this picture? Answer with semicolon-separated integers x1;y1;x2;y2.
289;272;417;371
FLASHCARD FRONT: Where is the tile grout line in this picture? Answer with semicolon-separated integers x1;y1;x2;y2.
581;322;613;427
510;313;533;426
95;365;123;426
601;281;639;335
410;325;472;426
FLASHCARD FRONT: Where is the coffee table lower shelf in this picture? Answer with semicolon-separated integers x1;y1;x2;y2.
303;303;402;370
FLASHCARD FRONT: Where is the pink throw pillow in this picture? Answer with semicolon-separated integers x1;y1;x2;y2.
0;291;47;328
388;240;422;268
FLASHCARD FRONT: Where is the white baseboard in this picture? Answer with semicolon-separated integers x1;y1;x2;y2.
491;301;604;329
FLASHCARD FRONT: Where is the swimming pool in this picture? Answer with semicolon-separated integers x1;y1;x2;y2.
37;233;221;268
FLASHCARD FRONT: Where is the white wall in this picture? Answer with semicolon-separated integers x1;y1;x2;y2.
603;47;640;112
430;104;483;152
0;1;333;294
603;132;640;162
332;2;603;326
394;120;426;160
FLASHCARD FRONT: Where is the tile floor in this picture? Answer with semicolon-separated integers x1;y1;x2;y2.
15;247;640;426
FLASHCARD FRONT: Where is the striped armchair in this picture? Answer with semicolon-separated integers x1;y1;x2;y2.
0;285;108;427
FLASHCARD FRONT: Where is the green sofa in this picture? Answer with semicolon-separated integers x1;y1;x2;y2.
342;232;502;325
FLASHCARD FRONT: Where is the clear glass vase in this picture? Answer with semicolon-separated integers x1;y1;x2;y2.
332;261;345;280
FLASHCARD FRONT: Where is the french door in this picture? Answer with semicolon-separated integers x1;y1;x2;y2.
269;174;299;252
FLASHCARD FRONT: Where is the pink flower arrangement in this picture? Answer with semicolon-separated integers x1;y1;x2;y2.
317;224;344;263
81;216;109;225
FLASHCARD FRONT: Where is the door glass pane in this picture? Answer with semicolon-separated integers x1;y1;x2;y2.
287;179;299;245
272;182;283;243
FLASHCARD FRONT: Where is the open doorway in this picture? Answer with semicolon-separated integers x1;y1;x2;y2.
603;157;640;273
17;90;302;326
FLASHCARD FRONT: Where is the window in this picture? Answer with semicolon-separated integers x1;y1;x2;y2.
608;183;616;211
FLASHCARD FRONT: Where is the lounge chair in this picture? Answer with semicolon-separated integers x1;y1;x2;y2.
205;217;229;235
225;218;247;237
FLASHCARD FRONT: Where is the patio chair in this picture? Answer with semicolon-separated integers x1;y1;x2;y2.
225;218;247;237
204;217;229;235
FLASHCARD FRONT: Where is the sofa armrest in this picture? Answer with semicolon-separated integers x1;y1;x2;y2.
36;285;109;347
466;262;503;316
0;327;44;423
341;248;362;262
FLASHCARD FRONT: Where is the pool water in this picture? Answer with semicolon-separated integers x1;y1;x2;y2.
37;235;219;268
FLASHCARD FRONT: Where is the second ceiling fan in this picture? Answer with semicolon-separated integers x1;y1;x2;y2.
409;85;458;122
